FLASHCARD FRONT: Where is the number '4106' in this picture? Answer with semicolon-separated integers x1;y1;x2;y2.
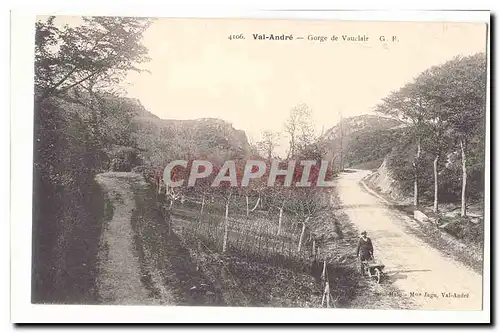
228;34;245;40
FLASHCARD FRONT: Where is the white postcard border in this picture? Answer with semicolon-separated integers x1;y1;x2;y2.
10;6;491;324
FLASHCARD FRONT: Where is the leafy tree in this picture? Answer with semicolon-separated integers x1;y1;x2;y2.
431;54;487;216
377;53;486;216
32;16;153;302
376;82;430;206
35;16;152;100
412;68;454;212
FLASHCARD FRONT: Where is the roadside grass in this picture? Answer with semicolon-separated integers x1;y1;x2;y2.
392;204;483;274
363;176;483;274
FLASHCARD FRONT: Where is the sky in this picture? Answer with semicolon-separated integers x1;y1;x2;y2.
122;18;486;154
46;16;488;155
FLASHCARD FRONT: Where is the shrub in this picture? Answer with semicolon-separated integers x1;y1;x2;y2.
442;217;484;245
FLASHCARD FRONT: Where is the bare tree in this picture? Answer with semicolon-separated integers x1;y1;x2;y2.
268;186;291;236
256;130;280;160
287;188;327;253
284;104;315;159
221;189;233;253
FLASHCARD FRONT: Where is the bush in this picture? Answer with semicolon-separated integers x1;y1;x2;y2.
345;128;403;168
385;131;484;204
32;94;143;303
442;217;484;245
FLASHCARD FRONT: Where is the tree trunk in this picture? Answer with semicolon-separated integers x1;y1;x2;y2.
163;208;171;236
460;139;467;217
414;139;421;206
277;207;283;235
297;217;309;253
413;176;418;206
222;221;229;253
325;282;330;307
330;155;337;172
169;199;174;210
245;195;249;217
250;195;261;212
200;194;205;216
433;155;439;213
297;223;305;253
222;200;229;253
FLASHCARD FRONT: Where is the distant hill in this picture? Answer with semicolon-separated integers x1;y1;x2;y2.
50;95;253;170
129;100;252;167
320;115;405;170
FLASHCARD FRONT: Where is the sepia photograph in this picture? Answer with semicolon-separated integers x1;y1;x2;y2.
10;9;490;323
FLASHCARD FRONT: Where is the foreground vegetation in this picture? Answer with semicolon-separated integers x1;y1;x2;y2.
32;16;377;306
32;15;486;307
375;53;486;217
33;16;153;302
129;174;411;308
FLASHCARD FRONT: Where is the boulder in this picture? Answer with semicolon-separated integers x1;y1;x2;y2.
414;210;429;223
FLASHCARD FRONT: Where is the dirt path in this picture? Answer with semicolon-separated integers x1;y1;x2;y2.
95;172;162;305
336;169;483;310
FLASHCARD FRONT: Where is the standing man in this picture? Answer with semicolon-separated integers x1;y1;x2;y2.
356;231;374;274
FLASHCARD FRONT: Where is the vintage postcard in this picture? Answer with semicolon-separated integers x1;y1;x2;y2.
11;9;490;323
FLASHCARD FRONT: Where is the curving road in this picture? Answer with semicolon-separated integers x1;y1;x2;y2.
336;169;483;310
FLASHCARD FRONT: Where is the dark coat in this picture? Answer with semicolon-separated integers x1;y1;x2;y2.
356;237;373;258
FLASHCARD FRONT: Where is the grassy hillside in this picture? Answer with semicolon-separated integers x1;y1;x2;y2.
320;115;404;170
132;108;252;167
322;111;484;206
